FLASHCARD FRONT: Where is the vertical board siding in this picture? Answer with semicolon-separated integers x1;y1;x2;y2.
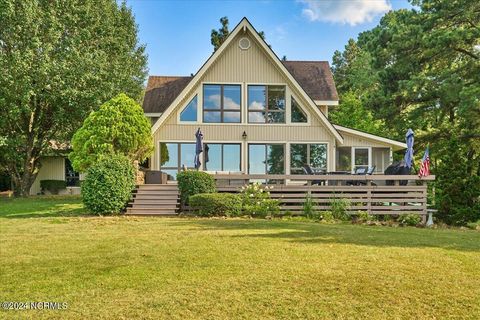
29;157;65;195
339;131;391;148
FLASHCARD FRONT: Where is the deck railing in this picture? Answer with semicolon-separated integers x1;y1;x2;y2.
211;174;435;218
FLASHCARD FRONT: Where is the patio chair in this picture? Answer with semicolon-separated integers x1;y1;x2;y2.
302;164;326;185
346;166;376;186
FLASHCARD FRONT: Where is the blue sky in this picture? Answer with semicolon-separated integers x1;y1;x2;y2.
126;0;412;76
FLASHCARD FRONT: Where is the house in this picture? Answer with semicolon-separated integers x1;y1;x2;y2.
29;17;406;195
143;18;405;180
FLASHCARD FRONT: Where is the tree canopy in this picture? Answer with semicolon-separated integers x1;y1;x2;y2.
0;0;147;195
332;0;480;224
70;94;153;172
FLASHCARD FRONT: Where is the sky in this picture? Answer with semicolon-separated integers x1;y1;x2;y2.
126;0;413;77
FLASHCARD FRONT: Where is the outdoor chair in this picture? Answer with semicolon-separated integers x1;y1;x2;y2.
346;166;376;186
302;164;326;185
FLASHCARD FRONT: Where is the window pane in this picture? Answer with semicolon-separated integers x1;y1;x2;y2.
336;147;351;171
310;144;327;171
268;86;285;110
223;111;241;123
267;111;285;123
248;85;266;110
223;144;241;172
291;97;307;123
249;144;266;174
180;144;196;169
203;85;221;109
204;111;221;123
162;143;178;168
248;111;265;123
204;144;221;171
290;144;307;172
267;145;284;174
223;85;241;110
180;96;197;122
354;148;369;167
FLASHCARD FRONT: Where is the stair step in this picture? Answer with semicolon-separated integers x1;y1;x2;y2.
133;196;179;201
130;200;179;205
138;184;179;189
134;191;179;196
126;208;178;215
131;205;178;210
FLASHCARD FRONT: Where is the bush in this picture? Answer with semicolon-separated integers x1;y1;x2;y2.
189;193;242;217
40;180;66;195
356;211;378;223
177;170;216;206
303;194;317;219
240;183;280;218
398;214;422;226
81;156;135;215
330;197;350;221
320;211;334;222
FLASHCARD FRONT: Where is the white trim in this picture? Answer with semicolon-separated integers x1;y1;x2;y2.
351;147;371;174
144;113;162;117
151;18;344;144
314;100;339;106
177;91;200;124
334;124;407;150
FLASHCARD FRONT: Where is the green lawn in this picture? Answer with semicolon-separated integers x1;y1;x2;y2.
1;197;479;319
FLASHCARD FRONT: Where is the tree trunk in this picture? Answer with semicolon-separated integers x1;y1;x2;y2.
9;154;40;197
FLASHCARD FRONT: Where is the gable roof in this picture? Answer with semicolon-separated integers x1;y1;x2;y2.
334;125;407;151
143;76;192;114
150;17;343;143
282;61;338;102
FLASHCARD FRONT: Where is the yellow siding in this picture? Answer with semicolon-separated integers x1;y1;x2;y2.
151;30;336;171
30;157;65;195
339;131;391;148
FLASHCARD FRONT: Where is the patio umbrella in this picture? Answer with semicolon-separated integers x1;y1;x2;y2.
194;128;203;169
404;128;414;169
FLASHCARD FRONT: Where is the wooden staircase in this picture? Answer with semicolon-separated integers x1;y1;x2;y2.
126;184;180;215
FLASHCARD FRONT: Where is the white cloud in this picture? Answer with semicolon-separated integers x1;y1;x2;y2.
299;0;391;26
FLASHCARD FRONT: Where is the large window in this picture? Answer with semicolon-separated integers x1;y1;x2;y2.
180;95;197;122
290;144;327;174
248;144;285;174
248;85;285;123
203;84;241;123
160;142;196;180
204;143;241;172
291;97;307;123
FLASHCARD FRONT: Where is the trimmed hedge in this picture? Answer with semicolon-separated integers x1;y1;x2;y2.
81;156;135;215
189;193;242;217
177;170;216;206
40;180;67;195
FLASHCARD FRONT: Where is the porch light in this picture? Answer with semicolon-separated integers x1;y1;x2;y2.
242;131;247;140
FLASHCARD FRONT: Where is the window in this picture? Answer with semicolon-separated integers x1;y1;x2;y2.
290;144;327;174
160;142;196;180
204;143;241;172
291;97;307;123
248;85;285;123
248;144;285;174
336;147;352;172
203;84;241;123
65;159;80;186
180;95;197;122
354;148;369;169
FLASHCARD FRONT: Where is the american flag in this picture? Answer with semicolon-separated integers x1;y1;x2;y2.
418;146;430;177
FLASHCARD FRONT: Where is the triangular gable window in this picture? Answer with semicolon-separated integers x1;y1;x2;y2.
180;95;197;122
291;97;307;123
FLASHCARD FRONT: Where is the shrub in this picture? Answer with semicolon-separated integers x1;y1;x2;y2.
330;197;350;221
356;211;378;223
40;180;66;195
320;211;334;222
81;156;135;215
398;214;422;226
240;183;280;218
189;193;242;217
177;170;216;206
303;194;317;219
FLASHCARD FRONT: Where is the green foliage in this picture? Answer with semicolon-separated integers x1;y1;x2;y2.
81;156;135;215
398;214;422;227
303;194;318;219
330;198;350;221
0;170;11;191
0;0;147;196
70;94;153;172
177;171;216;206
320;211;335;222
356;211;378;223
40;180;67;195
189;193;242;217
466;220;480;231
240;183;280;218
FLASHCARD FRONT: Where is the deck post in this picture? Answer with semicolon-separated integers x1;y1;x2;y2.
366;180;372;214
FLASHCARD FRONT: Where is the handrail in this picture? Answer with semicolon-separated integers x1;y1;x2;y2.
211;174;435;181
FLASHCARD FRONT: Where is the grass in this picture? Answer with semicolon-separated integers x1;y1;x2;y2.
0;196;479;319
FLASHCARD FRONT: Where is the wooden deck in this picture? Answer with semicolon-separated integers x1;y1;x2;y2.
212;174;435;217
